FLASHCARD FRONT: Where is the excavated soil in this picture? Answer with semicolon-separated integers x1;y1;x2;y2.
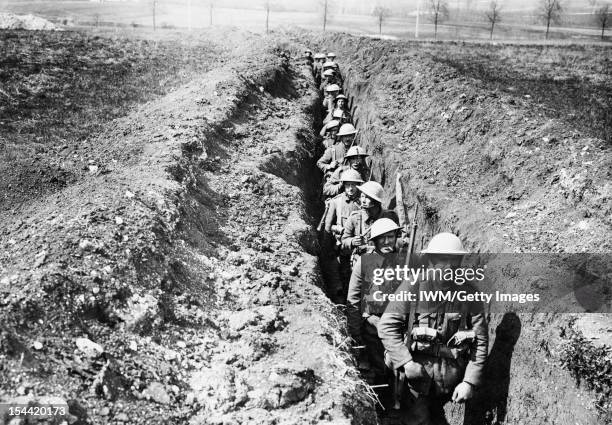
0;30;376;424
306;32;611;425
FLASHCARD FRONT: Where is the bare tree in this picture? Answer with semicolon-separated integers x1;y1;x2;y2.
209;1;214;27
321;0;329;31
428;0;449;39
485;0;502;39
539;0;563;39
264;0;271;33
594;3;610;40
372;6;391;35
152;0;157;31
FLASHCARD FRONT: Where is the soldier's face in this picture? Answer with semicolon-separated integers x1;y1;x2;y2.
348;157;363;169
374;232;397;254
329;129;338;138
340;135;354;146
337;99;346;108
427;254;463;270
344;182;358;197
360;193;376;209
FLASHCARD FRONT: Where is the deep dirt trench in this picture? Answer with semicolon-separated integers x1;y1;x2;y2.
0;40;376;425
307;33;610;425
1;30;609;425
165;51;379;424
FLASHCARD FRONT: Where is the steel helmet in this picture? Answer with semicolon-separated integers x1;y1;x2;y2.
315;53;325;59
323;61;337;69
326;120;340;130
332;109;344;119
357;181;384;203
337;123;357;137
327;52;337;58
305;49;312;53
421;232;468;255
335;94;348;101
344;145;369;159
369;218;401;241
322;69;335;77
340;169;364;184
325;84;340;93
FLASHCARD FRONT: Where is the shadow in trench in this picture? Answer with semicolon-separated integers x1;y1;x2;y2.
463;312;522;425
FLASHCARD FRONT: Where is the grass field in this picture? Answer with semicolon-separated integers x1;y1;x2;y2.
0;28;222;209
2;0;611;42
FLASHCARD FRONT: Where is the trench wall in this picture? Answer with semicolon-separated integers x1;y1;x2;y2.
308;32;608;424
0;37;378;424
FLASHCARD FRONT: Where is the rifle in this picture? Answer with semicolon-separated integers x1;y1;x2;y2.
317;199;331;232
392;172;419;410
350;211;371;268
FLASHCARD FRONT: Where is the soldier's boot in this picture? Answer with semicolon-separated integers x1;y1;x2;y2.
396;395;431;425
362;320;386;380
320;233;343;303
325;257;343;304
338;254;352;300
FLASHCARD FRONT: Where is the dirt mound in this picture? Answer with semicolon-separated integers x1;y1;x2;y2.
0;13;60;31
0;31;374;424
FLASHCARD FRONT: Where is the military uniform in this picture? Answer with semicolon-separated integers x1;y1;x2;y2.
323;165;370;198
321;136;336;150
323;108;352;126
322;95;338;117
316;143;350;176
341;208;399;253
314;62;323;86
347;251;404;379
323;192;361;300
378;279;489;424
320;76;341;93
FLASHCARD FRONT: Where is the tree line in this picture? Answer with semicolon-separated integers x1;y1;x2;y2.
371;0;610;40
142;0;610;40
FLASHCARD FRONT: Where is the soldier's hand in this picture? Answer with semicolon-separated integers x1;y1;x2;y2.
403;360;426;380
365;315;380;327
452;382;475;403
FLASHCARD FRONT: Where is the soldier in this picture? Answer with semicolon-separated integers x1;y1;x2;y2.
313;53;326;85
319;119;340;149
323;145;370;198
378;233;489;424
322;84;341;117
347;218;402;383
325;53;343;84
323;169;364;303
341;181;399;266
320;69;337;93
324;94;352;125
323;108;345;126
304;49;314;67
316;123;358;179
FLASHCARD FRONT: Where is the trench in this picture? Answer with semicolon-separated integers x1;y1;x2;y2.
306;38;608;425
172;51;380;423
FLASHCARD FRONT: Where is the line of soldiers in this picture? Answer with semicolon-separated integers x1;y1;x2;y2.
304;49;488;424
